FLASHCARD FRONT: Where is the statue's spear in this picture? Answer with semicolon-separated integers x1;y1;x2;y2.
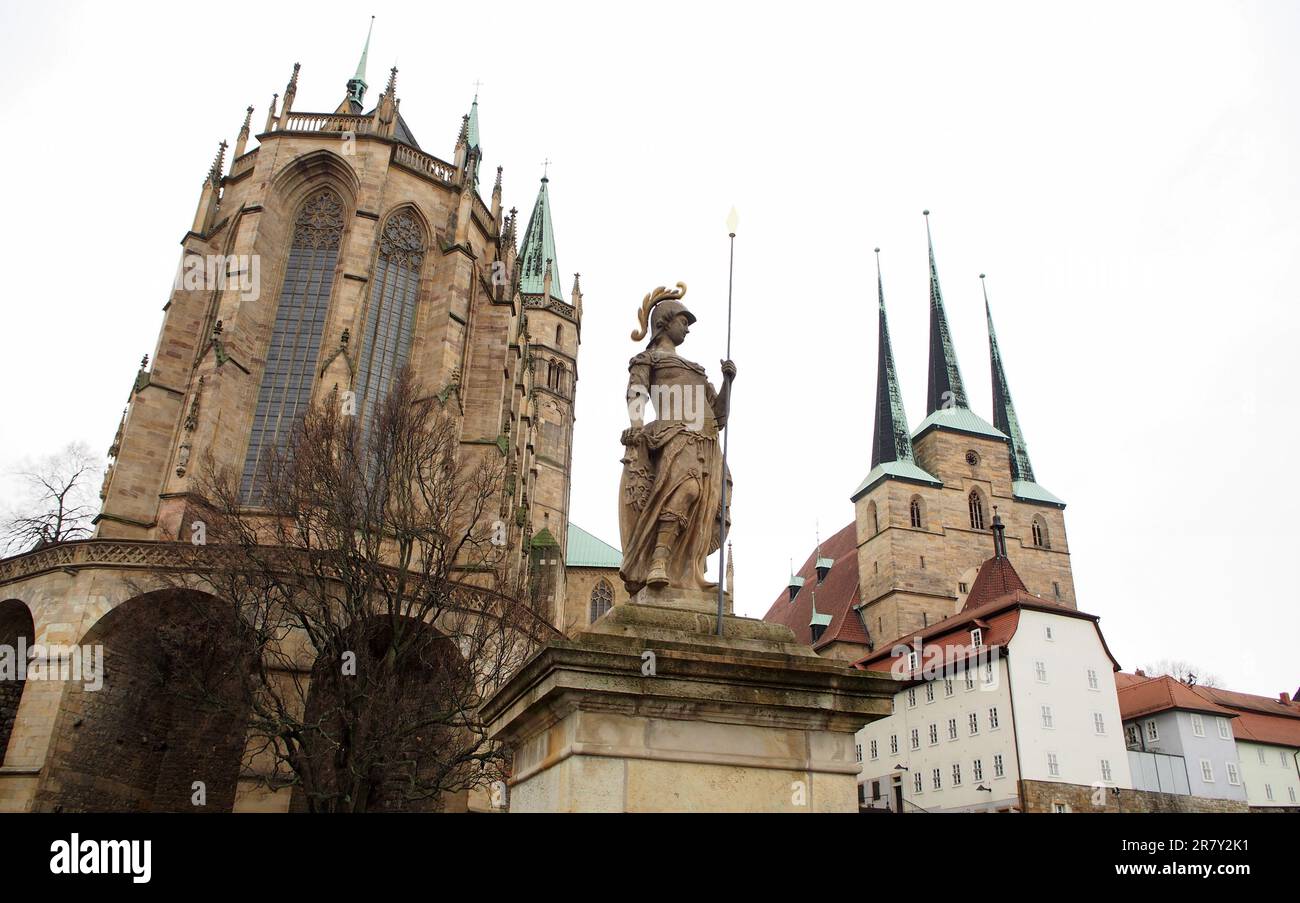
716;207;739;636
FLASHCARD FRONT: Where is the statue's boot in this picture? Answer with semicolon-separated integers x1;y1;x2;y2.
646;545;671;588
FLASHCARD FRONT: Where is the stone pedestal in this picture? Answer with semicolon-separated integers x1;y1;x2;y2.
480;603;895;812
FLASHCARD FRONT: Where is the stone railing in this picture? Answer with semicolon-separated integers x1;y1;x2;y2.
280;112;375;135
228;148;258;179
0;540;190;585
391;145;457;186
471;191;497;235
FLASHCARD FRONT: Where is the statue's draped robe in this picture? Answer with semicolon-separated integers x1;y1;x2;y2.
619;350;732;594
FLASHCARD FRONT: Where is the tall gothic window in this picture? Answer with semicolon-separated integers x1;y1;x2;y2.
968;490;986;530
356;210;426;439
590;579;614;623
910;496;924;529
1032;516;1050;549
240;189;344;502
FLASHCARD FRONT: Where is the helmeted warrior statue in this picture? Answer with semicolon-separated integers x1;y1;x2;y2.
618;283;736;595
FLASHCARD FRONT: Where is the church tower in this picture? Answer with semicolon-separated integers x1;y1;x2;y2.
850;214;1074;647
93;28;582;623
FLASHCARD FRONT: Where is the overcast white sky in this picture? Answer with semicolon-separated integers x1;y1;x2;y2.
1;1;1297;697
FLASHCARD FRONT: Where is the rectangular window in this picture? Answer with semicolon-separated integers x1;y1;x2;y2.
1093;713;1105;734
856;743;863;763
907;652;919;673
1265;784;1274;801
1042;706;1054;729
984;662;994;684
1257;747;1266;765
973;759;984;782
1034;660;1048;683
969;712;979;735
965;672;975;691
890;734;898;755
1053;802;1067;813
910;729;920;751
952;763;962;786
1283;751;1290;768
929;724;938;745
1087;668;1099;690
913;772;923;794
925;683;935;703
994;754;1005;778
971;628;983;648
989;707;1000;730
1226;762;1240;786
1045;625;1054;641
1200;759;1214;783
1047;752;1060;777
947;718;958;741
869;740;878;760
1191;714;1204;737
1290;787;1297;803
907;688;916;708
1125;724;1140;746
1101;759;1112;783
1217;718;1230;740
944;679;954;697
1146;721;1159;743
932;768;942;791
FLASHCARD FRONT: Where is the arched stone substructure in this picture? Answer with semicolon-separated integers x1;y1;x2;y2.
0;599;35;764
32;588;250;812
289;616;468;813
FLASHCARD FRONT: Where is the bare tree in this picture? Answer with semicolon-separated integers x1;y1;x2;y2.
1;442;100;555
158;369;554;812
1143;658;1221;688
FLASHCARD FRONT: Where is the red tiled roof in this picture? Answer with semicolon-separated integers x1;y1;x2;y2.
1115;672;1237;720
961;555;1027;611
762;521;868;650
1190;685;1300;748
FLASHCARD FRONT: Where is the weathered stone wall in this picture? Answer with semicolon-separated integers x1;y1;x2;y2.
1019;779;1251;813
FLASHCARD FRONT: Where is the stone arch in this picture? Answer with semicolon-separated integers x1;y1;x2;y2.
0;598;35;765
289;615;468;812
1031;514;1051;549
33;588;251;812
268;148;362;211
590;579;614;624
866;500;879;536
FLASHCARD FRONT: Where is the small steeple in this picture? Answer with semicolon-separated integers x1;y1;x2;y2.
345;16;375;110
466;91;481;150
491;165;503;221
570;272;583;309
991;506;1008;559
984;275;1036;483
374;66;398;137
233;106;254;160
207;140;228;186
870;248;916;469
281;63;301;121
924;211;969;414
192;140;226;234
264;93;279;133
519;174;565;303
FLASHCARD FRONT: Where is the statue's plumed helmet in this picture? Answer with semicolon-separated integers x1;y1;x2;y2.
630;282;692;342
652;299;696;335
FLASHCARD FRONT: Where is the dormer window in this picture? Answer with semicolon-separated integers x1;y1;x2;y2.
970;628;983;648
907;651;919;673
816;557;833;583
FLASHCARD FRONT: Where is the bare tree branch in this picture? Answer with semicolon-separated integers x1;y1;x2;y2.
1;442;100;555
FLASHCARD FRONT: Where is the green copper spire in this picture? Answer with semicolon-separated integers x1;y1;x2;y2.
466;94;481;150
346;17;375;108
984;275;1035;483
871;248;916;469
518;175;565;303
924;210;969;414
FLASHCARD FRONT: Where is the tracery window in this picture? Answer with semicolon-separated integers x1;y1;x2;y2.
590;579;614;623
909;496;924;529
968;490;986;530
240;189;343;502
356;210;426;440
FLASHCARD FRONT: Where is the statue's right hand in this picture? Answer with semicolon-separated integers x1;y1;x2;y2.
621;427;642;447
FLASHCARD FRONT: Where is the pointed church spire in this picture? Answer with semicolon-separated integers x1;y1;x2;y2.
466;92;481;150
233;105;254;159
519;174;565;303
346;16;375;109
984;275;1036;483
871;248;916;469
924;210;968;414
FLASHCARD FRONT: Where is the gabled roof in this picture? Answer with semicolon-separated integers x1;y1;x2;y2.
912;407;1006;442
1115;672;1238;721
1190;685;1300;748
762;521;869;650
961;554;1028;611
566;523;622;568
850;459;942;502
1012;479;1066;508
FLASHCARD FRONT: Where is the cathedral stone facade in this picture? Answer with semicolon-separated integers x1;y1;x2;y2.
0;33;583;812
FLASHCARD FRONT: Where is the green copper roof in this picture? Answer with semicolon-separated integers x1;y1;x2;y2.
871;249;916;469
530;527;560;548
924;212;969;414
985;280;1036;483
566;523;623;568
850;459;943;502
912;406;1006;442
518;177;565;303
1013;480;1066;508
466;96;480;150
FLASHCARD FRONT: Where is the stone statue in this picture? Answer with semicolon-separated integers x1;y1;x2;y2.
619;283;736;597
